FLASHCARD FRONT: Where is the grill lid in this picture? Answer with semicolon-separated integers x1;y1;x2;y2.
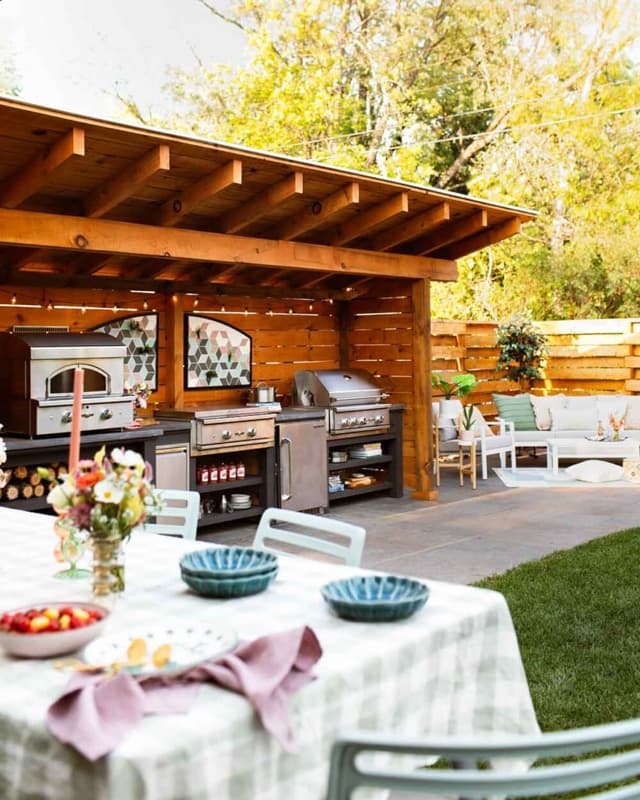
295;369;386;407
5;332;126;360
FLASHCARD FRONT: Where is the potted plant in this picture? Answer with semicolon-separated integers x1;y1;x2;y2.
495;316;548;391
457;404;476;442
431;373;478;441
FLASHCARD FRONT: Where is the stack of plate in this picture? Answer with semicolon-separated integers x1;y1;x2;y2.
229;493;252;510
180;547;278;598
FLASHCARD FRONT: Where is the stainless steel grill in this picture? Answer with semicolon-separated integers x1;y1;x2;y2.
0;332;134;437
155;404;276;454
294;369;391;435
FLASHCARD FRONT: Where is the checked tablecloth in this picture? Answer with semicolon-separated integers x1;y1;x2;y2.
0;506;539;800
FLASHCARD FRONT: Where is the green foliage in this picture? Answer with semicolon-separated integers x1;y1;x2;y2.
431;372;478;399
495;317;548;387
460;403;475;430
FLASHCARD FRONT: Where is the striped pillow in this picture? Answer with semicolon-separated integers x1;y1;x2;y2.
492;393;537;431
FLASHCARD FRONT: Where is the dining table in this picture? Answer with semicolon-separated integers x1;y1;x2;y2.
0;506;540;800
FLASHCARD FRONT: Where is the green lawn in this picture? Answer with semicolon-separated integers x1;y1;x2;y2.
475;528;640;732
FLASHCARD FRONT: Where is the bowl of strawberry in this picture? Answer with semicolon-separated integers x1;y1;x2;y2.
0;602;109;658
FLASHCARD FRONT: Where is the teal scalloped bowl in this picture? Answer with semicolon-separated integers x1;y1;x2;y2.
180;547;278;579
321;575;429;622
181;565;278;598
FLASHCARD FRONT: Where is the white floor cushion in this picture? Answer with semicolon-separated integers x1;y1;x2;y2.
565;460;624;483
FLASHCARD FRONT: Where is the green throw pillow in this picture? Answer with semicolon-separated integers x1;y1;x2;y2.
493;393;537;431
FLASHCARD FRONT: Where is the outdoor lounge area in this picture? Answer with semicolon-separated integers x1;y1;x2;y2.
3;2;640;794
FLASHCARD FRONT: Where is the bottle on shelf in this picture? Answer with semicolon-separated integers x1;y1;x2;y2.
220;494;228;513
236;460;246;480
228;462;237;481
209;463;219;484
219;462;228;482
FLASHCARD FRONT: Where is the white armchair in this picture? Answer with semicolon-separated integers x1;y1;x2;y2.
433;404;517;481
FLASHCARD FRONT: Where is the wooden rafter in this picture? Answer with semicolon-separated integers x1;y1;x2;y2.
434;217;522;260
329;191;409;246
0;207;455;281
155;159;242;227
0;127;85;208
370;202;450;251
270;181;359;241
85;144;170;218
216;171;304;234
206;263;247;284
259;269;291;287
411;210;487;255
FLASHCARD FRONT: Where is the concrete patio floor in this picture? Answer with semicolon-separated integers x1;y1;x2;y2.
199;454;640;584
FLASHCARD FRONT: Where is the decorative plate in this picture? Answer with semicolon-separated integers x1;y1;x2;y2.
83;624;237;675
0;602;109;659
321;575;429;622
585;435;606;442
181;566;278;598
180;547;278;578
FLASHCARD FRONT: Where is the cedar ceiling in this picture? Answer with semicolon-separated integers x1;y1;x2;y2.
0;97;537;300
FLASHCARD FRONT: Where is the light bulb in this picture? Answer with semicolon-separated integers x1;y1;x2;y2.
11;294;16;304
143;299;149;310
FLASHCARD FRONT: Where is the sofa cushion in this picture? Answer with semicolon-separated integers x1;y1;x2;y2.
624;396;640;429
470;407;495;437
492;393;537;431
530;394;566;430
565;460;624;483
552;397;598;431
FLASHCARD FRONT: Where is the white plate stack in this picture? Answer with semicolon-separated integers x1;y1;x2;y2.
229;493;252;510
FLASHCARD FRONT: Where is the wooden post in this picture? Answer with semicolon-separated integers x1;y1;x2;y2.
165;294;184;408
411;278;438;500
337;300;350;369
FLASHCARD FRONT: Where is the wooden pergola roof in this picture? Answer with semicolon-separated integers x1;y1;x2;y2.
0;96;536;300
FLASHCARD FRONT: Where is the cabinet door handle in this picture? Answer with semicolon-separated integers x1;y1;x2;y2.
281;436;292;502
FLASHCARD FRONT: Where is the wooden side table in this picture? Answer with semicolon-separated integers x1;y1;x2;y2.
457;439;477;489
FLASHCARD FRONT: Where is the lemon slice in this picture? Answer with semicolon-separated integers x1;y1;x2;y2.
126;637;148;666
151;643;172;668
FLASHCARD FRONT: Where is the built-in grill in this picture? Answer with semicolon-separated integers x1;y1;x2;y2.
0;331;134;437
155;404;276;454
294;369;391;435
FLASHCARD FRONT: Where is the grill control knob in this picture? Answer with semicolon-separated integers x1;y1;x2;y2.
374;414;384;424
100;409;113;421
60;411;72;424
221;430;231;441
247;427;257;438
340;419;349;427
348;417;357;427
357;416;367;425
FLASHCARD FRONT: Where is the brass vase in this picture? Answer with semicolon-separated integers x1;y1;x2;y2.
90;534;125;597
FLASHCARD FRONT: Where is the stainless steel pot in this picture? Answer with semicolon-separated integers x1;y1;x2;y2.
255;383;276;403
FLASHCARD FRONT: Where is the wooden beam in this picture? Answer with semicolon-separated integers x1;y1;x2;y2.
412;210;487;255
207;263;248;284
271;182;360;241
155;159;242;227
0;127;85;208
0;207;452;281
370;202;450;251
434;217;522;260
411;278;438;500
217;171;304;234
165;294;184;408
329;191;409;246
85;144;171;218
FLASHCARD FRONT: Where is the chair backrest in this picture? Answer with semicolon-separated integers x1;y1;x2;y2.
326;720;640;800
253;507;365;566
143;489;200;540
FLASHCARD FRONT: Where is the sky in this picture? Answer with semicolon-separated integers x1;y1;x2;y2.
1;0;247;120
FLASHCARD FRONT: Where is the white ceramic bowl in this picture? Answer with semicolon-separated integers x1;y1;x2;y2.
230;493;251;503
0;601;109;659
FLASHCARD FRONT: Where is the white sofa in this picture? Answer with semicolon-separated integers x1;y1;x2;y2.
494;393;640;448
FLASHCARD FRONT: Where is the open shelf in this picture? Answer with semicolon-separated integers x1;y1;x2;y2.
199;505;264;527
196;476;262;495
328;454;392;471
328;481;393;501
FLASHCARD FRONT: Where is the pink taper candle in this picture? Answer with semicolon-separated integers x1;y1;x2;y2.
68;367;84;475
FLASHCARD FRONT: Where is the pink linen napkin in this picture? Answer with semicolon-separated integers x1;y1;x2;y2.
47;625;322;761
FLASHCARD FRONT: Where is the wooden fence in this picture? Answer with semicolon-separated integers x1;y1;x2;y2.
431;318;640;418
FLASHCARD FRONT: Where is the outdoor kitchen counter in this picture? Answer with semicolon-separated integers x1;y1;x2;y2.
275;406;326;423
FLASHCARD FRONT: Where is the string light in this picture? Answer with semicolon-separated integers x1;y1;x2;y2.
221;304;226;313
47;300;53;311
11;293;16;304
81;304;87;314
172;294;178;303
289;307;294;314
193;297;199;308
267;307;273;316
244;307;249;316
328;298;334;305
308;302;314;311
112;303;119;312
143;299;149;311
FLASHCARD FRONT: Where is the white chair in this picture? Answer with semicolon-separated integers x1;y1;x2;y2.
143;489;200;540
326;718;640;799
434;406;517;481
253;507;366;566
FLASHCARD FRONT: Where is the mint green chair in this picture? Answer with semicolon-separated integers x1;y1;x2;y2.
326;720;640;799
144;489;199;540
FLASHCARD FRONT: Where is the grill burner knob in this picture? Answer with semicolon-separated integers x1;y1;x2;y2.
100;409;113;421
221;430;232;440
357;417;367;425
60;411;72;424
348;417;357;427
374;414;384;424
247;427;257;438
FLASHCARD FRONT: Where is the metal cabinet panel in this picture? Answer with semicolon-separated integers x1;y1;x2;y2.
278;420;328;511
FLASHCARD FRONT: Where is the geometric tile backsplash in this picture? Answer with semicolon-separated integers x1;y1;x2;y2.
185;314;252;389
91;313;158;390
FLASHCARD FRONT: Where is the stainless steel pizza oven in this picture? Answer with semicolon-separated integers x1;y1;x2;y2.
294;369;391;435
0;331;134;436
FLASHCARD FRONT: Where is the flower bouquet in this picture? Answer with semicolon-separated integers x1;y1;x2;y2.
609;414;625;441
0;423;8;489
45;447;164;594
124;381;152;410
